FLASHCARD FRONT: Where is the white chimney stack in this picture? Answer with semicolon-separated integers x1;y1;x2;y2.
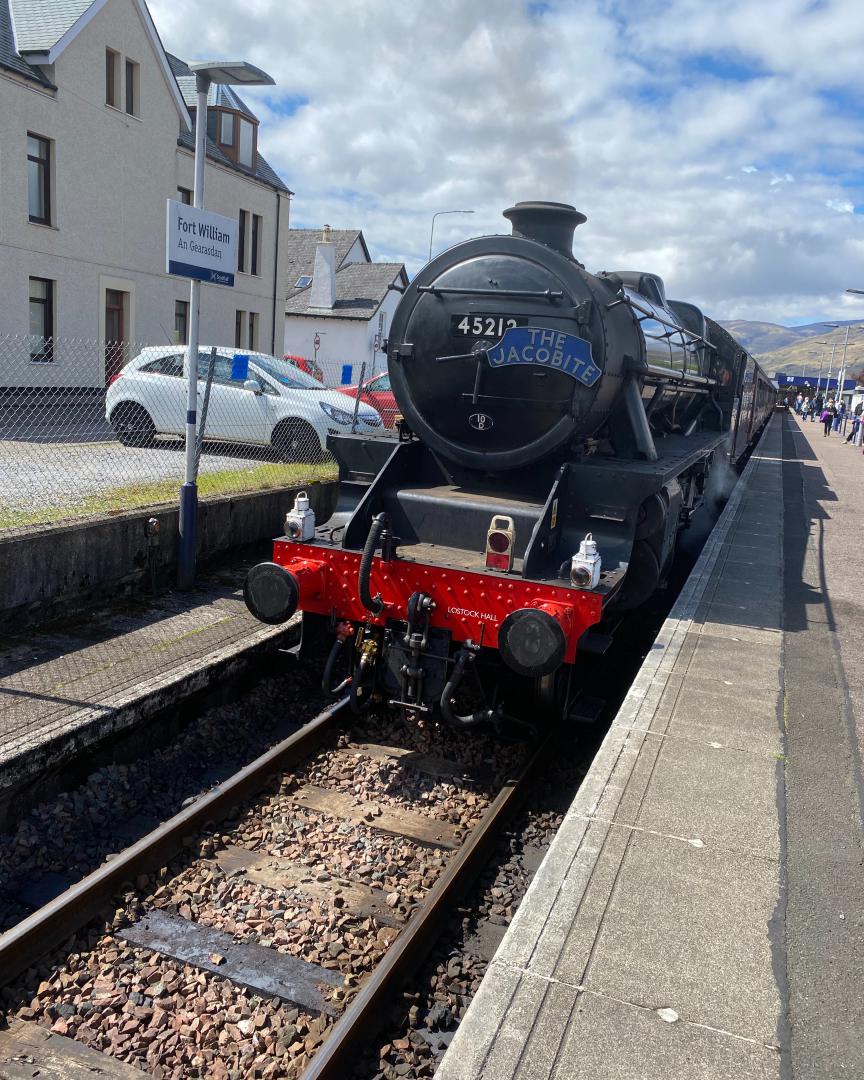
310;224;336;309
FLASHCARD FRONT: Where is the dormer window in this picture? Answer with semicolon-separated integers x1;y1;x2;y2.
295;275;312;289
238;118;254;167
205;107;258;170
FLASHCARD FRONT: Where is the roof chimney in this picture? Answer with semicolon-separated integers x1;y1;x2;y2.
310;226;336;309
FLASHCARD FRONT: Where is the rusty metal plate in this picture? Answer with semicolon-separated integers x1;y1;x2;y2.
119;910;342;1015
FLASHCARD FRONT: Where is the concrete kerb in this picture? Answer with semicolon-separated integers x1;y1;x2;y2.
0;481;337;634
436;417;778;1080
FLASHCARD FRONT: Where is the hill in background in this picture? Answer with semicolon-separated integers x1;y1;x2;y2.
718;319;864;383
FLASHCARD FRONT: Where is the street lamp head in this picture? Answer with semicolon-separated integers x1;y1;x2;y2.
428;210;476;262
188;60;275;87
846;289;864;296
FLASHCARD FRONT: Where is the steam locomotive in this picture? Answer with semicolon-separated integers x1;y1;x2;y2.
244;202;773;725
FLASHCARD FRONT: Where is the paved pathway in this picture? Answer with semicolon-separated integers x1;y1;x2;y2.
0;560;297;801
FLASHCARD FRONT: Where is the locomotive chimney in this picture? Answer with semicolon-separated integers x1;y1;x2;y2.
503;201;587;257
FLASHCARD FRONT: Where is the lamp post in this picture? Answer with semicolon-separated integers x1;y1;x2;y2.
822;323;840;395
814;340;835;395
428;210;474;262
177;60;274;590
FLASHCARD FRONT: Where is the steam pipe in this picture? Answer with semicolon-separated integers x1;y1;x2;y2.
623;375;658;461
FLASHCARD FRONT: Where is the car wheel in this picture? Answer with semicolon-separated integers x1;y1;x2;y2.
271;419;323;463
110;403;156;447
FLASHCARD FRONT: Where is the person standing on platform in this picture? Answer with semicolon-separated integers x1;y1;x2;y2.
802;398;811;420
821;402;835;437
834;400;846;432
813;392;824;421
796;392;803;414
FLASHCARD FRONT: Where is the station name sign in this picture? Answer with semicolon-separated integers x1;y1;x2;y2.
166;200;237;287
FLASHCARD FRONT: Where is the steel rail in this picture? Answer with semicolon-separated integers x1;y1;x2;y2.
0;697;350;988
301;725;555;1080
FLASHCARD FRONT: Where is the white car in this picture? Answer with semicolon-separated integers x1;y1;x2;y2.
106;346;383;460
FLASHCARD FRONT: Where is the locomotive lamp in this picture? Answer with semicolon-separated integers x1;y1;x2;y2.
485;516;515;571
285;490;316;541
570;533;602;589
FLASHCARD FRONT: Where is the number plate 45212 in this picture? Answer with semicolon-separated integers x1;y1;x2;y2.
451;313;528;339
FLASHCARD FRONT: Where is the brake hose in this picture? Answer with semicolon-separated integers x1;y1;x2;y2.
358;513;388;614
439;649;496;728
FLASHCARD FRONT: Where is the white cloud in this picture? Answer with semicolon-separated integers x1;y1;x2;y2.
148;0;864;323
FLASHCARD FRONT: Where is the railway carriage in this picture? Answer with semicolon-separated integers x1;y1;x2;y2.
244;202;773;726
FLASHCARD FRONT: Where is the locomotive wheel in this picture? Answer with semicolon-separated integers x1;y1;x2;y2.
533;665;571;721
635;492;667;540
614;540;661;611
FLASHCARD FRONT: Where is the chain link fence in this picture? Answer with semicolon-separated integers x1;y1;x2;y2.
0;334;396;537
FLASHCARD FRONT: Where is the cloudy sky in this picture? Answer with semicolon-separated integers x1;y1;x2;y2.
150;0;864;325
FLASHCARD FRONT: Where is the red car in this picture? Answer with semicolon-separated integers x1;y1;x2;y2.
337;371;398;427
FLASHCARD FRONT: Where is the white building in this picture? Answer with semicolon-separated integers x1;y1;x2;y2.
283;228;408;386
0;0;291;389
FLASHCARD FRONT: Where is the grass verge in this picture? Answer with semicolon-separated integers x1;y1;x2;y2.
0;460;336;531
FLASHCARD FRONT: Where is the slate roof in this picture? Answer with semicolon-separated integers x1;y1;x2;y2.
286;261;408;321
9;0;91;52
1;6;288;193
176;129;289;193
284;229;368;301
167;53;258;120
0;0;53;84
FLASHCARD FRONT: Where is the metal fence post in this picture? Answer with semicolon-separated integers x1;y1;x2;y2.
195;346;217;476
351;361;367;433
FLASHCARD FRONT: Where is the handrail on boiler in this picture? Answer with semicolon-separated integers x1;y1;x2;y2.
607;288;718;351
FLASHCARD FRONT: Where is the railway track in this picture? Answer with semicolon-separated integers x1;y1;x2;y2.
0;696;548;1079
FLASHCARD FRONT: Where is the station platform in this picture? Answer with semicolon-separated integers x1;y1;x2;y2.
437;411;864;1080
0;560;297;816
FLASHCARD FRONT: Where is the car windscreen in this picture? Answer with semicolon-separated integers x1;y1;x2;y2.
251;355;323;390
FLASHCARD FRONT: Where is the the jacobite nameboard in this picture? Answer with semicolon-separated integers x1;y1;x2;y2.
485;326;601;387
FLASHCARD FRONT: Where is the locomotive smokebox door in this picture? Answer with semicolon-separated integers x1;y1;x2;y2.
386;202;630;472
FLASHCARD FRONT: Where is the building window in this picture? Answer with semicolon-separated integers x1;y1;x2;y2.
125;59;139;116
29;277;54;362
235;310;245;348
251;214;262;275
220;112;234;146
238;118;254;167
294;275;312;289
27;134;51;225
174;300;189;345
177;186;192;205
248;312;259;351
238;209;248;272
106;48;119;107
